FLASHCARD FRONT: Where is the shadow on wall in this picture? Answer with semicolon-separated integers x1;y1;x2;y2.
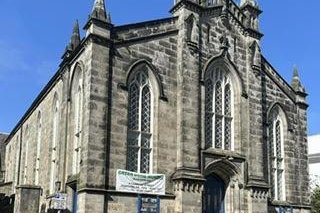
0;194;14;213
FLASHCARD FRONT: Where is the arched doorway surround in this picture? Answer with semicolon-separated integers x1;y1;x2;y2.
203;159;242;213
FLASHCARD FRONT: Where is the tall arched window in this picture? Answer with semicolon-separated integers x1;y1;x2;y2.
73;85;83;174
5;146;11;182
50;96;59;193
268;105;286;201
23;125;29;184
35;112;42;185
14;136;20;187
127;70;153;174
70;65;83;175
205;67;233;150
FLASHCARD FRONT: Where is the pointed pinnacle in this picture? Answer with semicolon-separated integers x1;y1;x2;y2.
291;66;305;93
293;65;299;78
91;0;109;22
240;0;258;7
70;20;81;50
107;12;112;23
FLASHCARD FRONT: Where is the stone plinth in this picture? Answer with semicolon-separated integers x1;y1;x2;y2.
14;185;41;213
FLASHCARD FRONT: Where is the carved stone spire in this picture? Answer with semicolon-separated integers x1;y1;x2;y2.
84;0;112;38
90;0;109;23
249;41;261;70
291;66;305;93
62;20;81;59
70;20;81;50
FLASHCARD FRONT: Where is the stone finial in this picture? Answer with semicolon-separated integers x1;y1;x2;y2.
62;20;81;59
90;0;109;23
291;66;305;93
240;0;258;7
249;41;261;70
70;20;81;50
219;34;230;51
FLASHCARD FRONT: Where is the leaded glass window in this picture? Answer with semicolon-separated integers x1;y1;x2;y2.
127;71;153;174
205;68;233;150
269;118;285;201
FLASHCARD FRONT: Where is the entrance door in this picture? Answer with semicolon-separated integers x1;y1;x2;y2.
203;175;225;213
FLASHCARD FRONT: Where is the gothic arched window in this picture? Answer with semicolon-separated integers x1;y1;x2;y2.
73;85;83;174
70;64;83;175
35;112;42;185
127;71;153;174
50;96;59;193
205;67;233;150
23;125;29;184
268;105;286;201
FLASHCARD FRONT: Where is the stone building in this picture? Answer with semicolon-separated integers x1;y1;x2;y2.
0;133;8;183
0;0;310;212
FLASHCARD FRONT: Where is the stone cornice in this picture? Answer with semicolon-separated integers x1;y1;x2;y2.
114;30;178;47
270;201;312;210
172;167;205;192
114;17;178;32
83;17;113;31
0;182;12;187
16;185;42;190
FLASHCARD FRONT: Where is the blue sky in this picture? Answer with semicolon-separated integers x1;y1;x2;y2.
0;0;319;135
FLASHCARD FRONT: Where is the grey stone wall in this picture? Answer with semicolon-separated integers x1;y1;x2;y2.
1;0;310;212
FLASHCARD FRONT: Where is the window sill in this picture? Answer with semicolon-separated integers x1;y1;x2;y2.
271;200;287;205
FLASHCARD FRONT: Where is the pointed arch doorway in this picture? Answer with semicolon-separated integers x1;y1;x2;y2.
203;174;226;213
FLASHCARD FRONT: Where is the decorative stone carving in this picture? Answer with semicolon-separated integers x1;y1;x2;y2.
249;41;261;76
173;179;204;192
249;187;269;200
219;33;230;56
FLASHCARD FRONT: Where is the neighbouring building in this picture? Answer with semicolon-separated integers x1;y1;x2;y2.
0;133;7;183
0;0;311;212
308;134;320;190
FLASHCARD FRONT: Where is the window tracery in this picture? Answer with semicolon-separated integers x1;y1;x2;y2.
205;67;233;150
268;105;286;201
127;71;153;174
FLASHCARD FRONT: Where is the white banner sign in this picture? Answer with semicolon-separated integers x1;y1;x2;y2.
116;170;165;195
51;193;67;210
